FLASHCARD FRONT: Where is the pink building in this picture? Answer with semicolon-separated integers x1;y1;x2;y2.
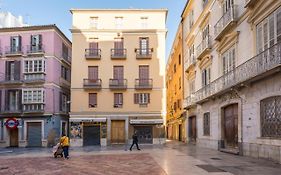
0;25;71;147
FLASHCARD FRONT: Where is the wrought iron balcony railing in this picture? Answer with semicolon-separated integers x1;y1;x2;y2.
5;46;23;56
26;44;44;55
111;49;127;59
83;79;102;89
85;49;101;60
185;42;281;108
135;79;153;89
214;5;238;40
109;79;127;90
0;75;22;84
135;48;153;59
62;52;71;63
196;36;211;60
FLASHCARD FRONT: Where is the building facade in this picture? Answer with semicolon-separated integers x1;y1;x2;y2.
0;25;71;147
70;9;167;146
166;24;186;142
180;0;281;163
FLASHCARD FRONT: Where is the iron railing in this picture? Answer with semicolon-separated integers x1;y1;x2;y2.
214;5;237;40
184;54;196;72
135;48;153;59
111;49;127;59
185;42;281;107
196;36;211;60
5;46;23;55
83;79;102;89
85;49;101;59
23;104;44;113
135;79;153;89
109;79;127;89
26;44;44;54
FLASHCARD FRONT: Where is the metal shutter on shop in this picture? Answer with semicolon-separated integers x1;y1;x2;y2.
27;122;42;147
83;126;100;146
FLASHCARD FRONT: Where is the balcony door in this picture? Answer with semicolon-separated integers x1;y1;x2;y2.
139;37;149;55
5;61;20;81
5;90;20;111
139;65;149;85
114;38;124;56
89;38;99;55
113;66;124;85
222;0;234;14
88;66;98;80
10;36;21;52
31;35;42;51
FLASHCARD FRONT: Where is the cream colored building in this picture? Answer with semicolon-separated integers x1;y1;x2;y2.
180;0;281;163
166;24;186;142
70;9;167;146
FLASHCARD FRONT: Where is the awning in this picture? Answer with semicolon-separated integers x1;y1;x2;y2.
70;118;107;122
130;119;163;125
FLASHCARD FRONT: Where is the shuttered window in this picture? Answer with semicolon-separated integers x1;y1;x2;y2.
202;67;211;86
114;93;123;108
134;93;150;105
113;66;124;80
222;47;235;74
203;112;210;136
89;93;97;108
88;66;98;80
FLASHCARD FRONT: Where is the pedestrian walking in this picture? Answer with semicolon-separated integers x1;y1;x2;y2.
60;134;70;159
130;131;141;151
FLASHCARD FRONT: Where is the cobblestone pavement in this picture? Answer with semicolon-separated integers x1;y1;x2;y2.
0;141;281;175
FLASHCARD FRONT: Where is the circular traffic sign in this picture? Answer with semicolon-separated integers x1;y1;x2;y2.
5;118;19;129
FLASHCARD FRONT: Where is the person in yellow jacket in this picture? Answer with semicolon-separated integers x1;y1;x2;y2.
60;134;70;159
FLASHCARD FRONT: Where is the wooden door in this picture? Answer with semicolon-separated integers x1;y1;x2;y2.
113;66;124;80
224;104;238;148
111;120;125;144
189;116;196;142
139;65;149;85
10;128;18;147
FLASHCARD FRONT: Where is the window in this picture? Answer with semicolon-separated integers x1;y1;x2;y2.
177;99;181;109
115;17;123;29
222;47;235;74
222;0;234;14
6;90;20;111
89;93;97;108
189;10;194;30
90;17;98;29
174;102;177;111
30;34;42;51
22;89;44;104
256;7;281;54
113;66;124;80
24;59;45;73
113;38;124;56
134;93;150;105
141;17;148;29
203;112;210;136
189;44;195;63
260;96;281;138
202;67;211;86
174;64;176;73
139;37;149;54
88;66;98;80
179;54;181;65
60;93;68;112
62;43;69;60
6;61;20;80
179;77;181;89
202;25;209;41
61;65;70;81
114;93;123;108
190;79;195;94
10;36;22;52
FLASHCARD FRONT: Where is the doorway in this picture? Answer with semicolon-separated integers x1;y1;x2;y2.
223;104;238;149
111;120;125;144
178;124;182;141
188;116;196;143
9;128;18;147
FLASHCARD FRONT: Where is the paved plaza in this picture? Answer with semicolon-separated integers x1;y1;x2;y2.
0;141;281;175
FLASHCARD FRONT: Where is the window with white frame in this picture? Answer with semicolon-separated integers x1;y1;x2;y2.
140;17;148;29
222;46;235;74
256;7;281;54
134;93;150;105
115;17;123;29
24;59;45;73
22;89;45;104
202;67;211;86
90;17;98;29
114;93;123;108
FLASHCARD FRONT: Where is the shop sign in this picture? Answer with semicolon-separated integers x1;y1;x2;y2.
130;119;163;124
5;118;19;129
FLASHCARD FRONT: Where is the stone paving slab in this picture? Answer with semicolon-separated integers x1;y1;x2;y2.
0;153;167;175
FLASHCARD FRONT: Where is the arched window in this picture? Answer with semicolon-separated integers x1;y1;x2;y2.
260;96;281;138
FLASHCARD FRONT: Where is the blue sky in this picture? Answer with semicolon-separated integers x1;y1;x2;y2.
1;0;186;60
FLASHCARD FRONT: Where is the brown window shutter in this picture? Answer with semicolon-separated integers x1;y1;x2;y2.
134;93;139;104
147;93;150;103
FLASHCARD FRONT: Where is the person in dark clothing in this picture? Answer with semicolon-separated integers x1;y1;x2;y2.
130;131;140;151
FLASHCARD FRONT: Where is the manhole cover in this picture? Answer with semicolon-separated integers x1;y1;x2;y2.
196;165;226;173
210;157;222;160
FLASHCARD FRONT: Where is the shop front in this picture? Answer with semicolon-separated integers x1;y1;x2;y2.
70;118;107;147
129;118;165;144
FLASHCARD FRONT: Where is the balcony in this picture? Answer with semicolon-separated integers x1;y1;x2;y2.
135;48;153;59
111;49;127;60
23;104;44;113
83;79;102;90
135;79;153;90
85;49;101;60
59;77;71;88
23;73;45;84
184;54;196;73
2;106;22;114
62;52;71;64
245;0;257;8
0;75;22;85
26;45;44;55
196;36;211;60
5;46;23;56
214;5;238;41
184;42;281;108
109;79;127;90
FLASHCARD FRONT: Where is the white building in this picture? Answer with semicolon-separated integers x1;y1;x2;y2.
0;12;27;28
